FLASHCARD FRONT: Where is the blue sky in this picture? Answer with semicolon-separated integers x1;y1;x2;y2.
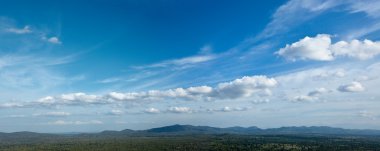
1;0;380;132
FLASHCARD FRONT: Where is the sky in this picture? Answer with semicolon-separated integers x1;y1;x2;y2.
0;0;380;133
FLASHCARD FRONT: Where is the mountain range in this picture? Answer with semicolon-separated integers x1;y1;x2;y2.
2;125;380;138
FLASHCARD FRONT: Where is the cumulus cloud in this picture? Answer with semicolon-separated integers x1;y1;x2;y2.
338;81;365;92
220;106;249;112
331;39;380;60
41;36;61;44
292;88;329;102
3;75;277;107
6;25;32;34
215;76;277;99
308;87;329;96
276;34;380;61
167;107;192;113
107;92;143;102
276;34;334;61
292;95;317;102
144;107;160;114
36;93;105;106
104;76;276;102
48;120;103;125
47;37;61;44
187;86;213;95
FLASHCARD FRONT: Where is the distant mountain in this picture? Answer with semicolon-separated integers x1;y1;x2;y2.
97;129;136;136
145;124;262;134
146;124;222;134
262;126;380;135
1;125;380;138
142;125;380;136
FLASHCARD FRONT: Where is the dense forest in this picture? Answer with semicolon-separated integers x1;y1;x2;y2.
1;125;380;150
0;134;380;151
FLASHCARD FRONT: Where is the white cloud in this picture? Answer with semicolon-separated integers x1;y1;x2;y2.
6;25;32;34
134;55;216;69
48;120;103;125
36;93;105;106
215;76;277;99
257;0;380;39
108;109;123;115
274;61;380;102
292;95;317;102
0;75;275;107
291;88;329;102
45;36;61;44
0;102;24;108
0;34;81;111
338;81;365;92
331;39;380;60
220;106;249;112
101;76;277;103
277;34;380;61
170;55;215;65
144;107;160;114
276;34;334;61
107;92;142;101
167;107;192;113
34;111;71;117
6;115;26;118
257;0;341;39
308;87;328;96
7;61;375;108
162;55;214;66
348;0;380;18
187;86;213;95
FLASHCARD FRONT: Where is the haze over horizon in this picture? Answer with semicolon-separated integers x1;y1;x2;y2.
0;0;380;133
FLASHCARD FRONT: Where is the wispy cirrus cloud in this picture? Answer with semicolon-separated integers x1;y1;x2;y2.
134;54;216;70
256;0;380;40
256;0;341;39
5;25;32;34
0;17;82;104
33;111;71;117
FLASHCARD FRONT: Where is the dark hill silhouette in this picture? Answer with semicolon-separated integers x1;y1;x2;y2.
1;125;380;138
